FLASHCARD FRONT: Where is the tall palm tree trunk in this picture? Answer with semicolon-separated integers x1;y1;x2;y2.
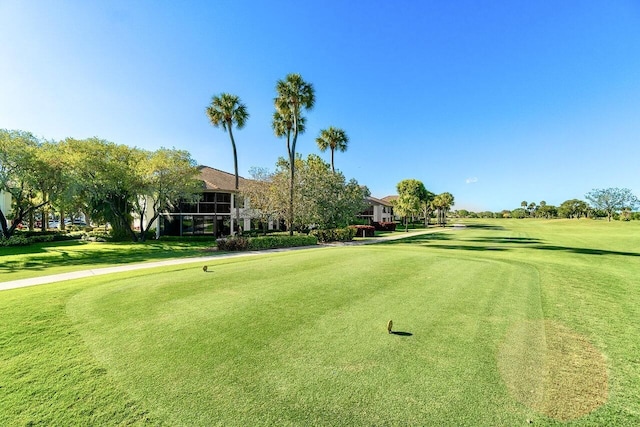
331;149;335;173
289;126;298;236
228;124;241;234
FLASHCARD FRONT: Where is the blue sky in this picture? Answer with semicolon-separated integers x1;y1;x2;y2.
1;1;639;211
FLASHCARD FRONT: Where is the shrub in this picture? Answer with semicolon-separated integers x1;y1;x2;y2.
0;235;30;247
216;236;250;251
349;225;375;237
82;230;111;242
247;235;317;250
310;227;357;243
217;235;317;251
372;221;397;231
0;232;81;246
159;235;219;242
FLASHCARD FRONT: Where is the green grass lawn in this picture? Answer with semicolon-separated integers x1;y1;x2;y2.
1;219;639;425
0;239;218;282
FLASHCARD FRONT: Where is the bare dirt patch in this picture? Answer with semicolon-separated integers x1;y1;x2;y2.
497;319;608;421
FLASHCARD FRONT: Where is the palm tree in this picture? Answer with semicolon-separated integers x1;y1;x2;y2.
434;192;455;226
315;126;348;173
441;192;455;226
206;93;249;234
273;73;315;235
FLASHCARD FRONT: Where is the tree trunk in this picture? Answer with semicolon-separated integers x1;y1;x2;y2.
331;149;335;173
228;124;241;235
0;208;9;239
42;206;48;231
289;125;297;237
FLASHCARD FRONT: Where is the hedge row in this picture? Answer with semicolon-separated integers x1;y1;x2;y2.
216;235;318;251
310;227;357;243
372;221;397;231
0;232;81;247
159;235;219;242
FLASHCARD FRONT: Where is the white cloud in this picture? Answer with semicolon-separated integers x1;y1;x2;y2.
465;177;478;184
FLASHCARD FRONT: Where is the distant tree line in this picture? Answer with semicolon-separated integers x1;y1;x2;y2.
453;188;639;221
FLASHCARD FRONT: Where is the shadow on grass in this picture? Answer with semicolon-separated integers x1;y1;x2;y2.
380;233;453;245
383;232;640;257
428;243;640;257
532;245;640;257
464;237;544;244
391;331;413;337
459;223;506;230
0;240;215;275
431;244;509;252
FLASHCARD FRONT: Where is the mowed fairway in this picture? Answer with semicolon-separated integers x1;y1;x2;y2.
1;220;639;425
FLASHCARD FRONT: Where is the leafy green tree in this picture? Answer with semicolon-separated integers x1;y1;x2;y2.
395;179;427;231
206;93;249;233
31;140;70;231
558;199;589;219
61;138;144;241
511;208;527;219
0;129;51;238
585;188;639;222
433;192;455;226
131;148;201;241
273;73;315;235
315;126;348;173
241;167;279;235
421;190;435;227
271;154;368;230
536;201;558;219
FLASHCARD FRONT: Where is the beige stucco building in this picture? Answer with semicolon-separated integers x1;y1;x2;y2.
154;166;253;237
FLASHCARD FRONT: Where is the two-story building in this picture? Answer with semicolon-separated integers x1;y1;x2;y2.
358;196;394;224
156;166;253;237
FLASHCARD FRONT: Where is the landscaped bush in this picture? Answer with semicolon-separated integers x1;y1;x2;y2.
0;232;81;246
82;230;111;242
159;235;219;242
311;227;357;243
28;234;79;244
216;236;250;251
21;230;63;238
247;235;317;250
372;221;397;231
348;225;375;237
0;235;30;247
216;235;317;251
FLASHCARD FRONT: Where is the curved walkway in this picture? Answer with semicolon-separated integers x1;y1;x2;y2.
0;228;449;292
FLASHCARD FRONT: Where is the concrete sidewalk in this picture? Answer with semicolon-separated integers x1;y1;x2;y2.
0;228;448;292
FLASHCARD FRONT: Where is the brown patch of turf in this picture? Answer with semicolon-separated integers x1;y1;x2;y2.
497;320;608;421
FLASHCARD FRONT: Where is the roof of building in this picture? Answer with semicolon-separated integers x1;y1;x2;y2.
198;166;250;192
367;195;394;206
381;195;398;204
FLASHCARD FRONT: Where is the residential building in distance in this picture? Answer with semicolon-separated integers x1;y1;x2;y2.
157;166;253;237
358;196;394;224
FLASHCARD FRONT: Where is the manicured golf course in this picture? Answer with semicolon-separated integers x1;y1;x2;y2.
1;219;639;425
